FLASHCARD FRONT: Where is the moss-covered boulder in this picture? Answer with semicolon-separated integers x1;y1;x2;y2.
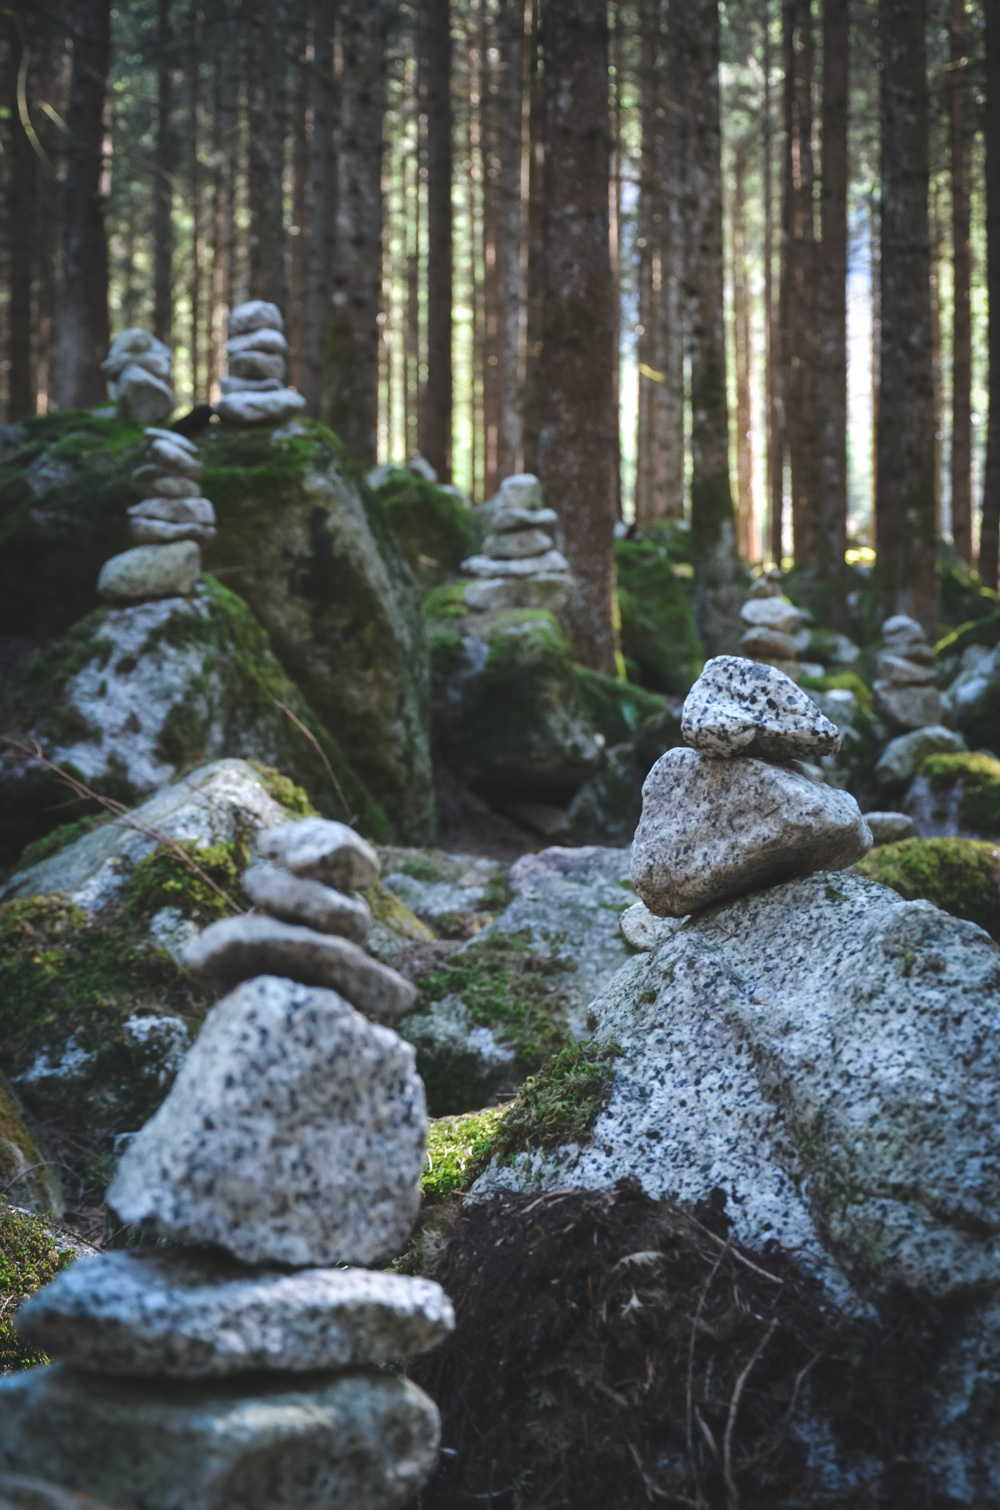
854;836;1000;940
367;468;476;590
0;1076;62;1216
905;751;1000;839
0;576;386;867
614;537;702;696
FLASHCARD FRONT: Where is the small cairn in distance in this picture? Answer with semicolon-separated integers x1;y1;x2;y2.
6;817;451;1510
462;472;574;619
872;613;943;731
100;329;176;425
96;428;208;606
738;567;807;683
214;300;307;427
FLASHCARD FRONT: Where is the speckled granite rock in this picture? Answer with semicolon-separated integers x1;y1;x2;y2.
97;542;200;604
873;679;944;731
738;596;801;635
461;548;569;578
0;1366;439;1510
256;818;379;891
107;975;426;1266
214;388;307;425
16;1249;453;1377
681;656;841;760
242;862;372;943
632;747;871;916
181;915;416;1019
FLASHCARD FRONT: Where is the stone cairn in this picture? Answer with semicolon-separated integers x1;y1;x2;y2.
872;613;943;731
6;817;453;1510
96;429;209;608
462;473;574;618
100;329;176;426
214;300;307;427
737;568;807;683
628;655;873;920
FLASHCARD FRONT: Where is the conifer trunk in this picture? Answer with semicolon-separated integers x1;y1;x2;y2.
420;0;454;481
982;0;1000;588
247;0;287;308
153;0;173;345
948;0;973;567
816;0;849;627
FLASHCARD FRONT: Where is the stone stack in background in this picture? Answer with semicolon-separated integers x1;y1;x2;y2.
463;473;573;618
100;330;176;425
2;816;451;1510
872;613;943;730
215;301;307;426
737;570;808;683
96;429;206;606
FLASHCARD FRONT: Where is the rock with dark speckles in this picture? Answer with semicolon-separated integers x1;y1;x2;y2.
242;862;372;943
681;655;841;760
256;817;379;891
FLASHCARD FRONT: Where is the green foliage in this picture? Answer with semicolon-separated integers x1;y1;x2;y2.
427;624;466;689
421;1108;509;1205
855;837;1000;941
491;1040;623;1160
424;582;472;620
938;540;1000;630
615;538;702;696
124;840;250;927
246;762;316;817
935;612;1000;660
799;671;873;715
919;751;1000;835
0;1077;51;1212
373;472;476;588
399;855;442;883
0;1203;73;1372
574;666;665;747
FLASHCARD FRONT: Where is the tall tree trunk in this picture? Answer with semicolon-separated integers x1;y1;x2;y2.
420;0;453;481
522;0;544;477
948;0;973;566
733;144;755;559
634;0;663;527
982;0;1000;589
153;0;173;345
189;1;201;398
676;0;742;654
815;0;848;627
301;0;337;417
54;0;111;409
481;2;501;494
288;1;311;393
247;0;287;307
538;0;616;672
7;14;37;420
495;0;525;482
323;0;387;466
765;0;785;563
876;0;937;633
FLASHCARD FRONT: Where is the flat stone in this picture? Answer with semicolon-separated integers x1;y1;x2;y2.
496;473;542;510
127;497;216;526
226;328;288;357
228;351;286;382
875;724;966;788
874;651;937;685
218;375;283;394
461;548;569;579
490;505;558;533
631;746;872;917
739;597;802;635
619;900;683;952
0;1475;111;1510
97;542;200;605
129;517;216;546
112;365;175;426
0;1365;439;1510
228;299;285;337
881;613;926;646
143;427;197;453
739;624;798;661
483;527;555;560
747;577;781;599
17;1249;453;1377
108;974;426;1265
181;916;416;1019
680;655;841;760
243;861;372;943
214;388;307;425
132;471;201;498
256;816;379;890
102;329;171;380
865;810;916;844
463;573;573;616
873;679;943;731
146;436;203;479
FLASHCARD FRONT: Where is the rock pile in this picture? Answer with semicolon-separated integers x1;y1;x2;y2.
96;429;205;606
632;655;872;915
100;329;175;425
1;815;450;1510
462;473;573;617
215;301;307;426
737;568;806;681
872;613;943;730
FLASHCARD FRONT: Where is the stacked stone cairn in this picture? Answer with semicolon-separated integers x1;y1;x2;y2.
95;429;207;607
627;656;872;921
462;472;574;617
737;568;809;683
872;612;943;731
100;329;175;425
3;817;453;1510
214;300;307;427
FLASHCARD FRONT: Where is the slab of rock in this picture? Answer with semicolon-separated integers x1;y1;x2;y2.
482;528;554;560
0;1365;439;1510
181;916;416;1020
132;471;201;499
491;505;558;533
128;496;216;526
875;725;966;788
739;597;801;635
494;473;542;510
881;613;927;652
0;1476;111;1510
129;517;216;546
143;426;197;452
228;300;285;337
147;436;203;479
112;366;175;426
680;656;841;760
463;574;573;616
218;375;283;394
97;542;200;604
214;388;307;425
875;651;936;685
227;328;288;356
739;625;798;661
256;816;379;890
108;974;427;1265
243;861;371;943
461;548;569;579
632;747;871;916
865;810;915;844
228;351;286;382
17;1249;453;1377
873;679;943;731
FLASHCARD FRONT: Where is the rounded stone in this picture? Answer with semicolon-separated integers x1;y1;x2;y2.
128;518;216;547
228;352;286;382
243;861;371;943
228;299;285;337
483;528;555;560
226;328;288;357
97;542;201;605
256;817;380;891
214;389;307;425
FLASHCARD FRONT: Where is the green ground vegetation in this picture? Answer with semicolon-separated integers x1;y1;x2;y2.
855;837;1000;940
919;751;1000;835
574;667;666;747
489;1040;624;1161
424;582;471;621
0;1077;54;1212
371;471;476;588
799;670;873;715
614;538;702;696
421;1108;510;1205
0;1203;74;1372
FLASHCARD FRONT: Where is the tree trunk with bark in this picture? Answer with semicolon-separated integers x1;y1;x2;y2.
494;0;526;483
522;0;544;477
764;0;785;564
876;0;937;632
732;143;755;558
54;0;111;410
246;0;287;308
420;0;453;481
948;0;973;566
153;0;173;345
7;12;37;420
982;0;1000;588
300;0;337;416
538;0;617;672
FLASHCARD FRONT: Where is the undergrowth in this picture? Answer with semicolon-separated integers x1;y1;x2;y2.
491;1039;623;1160
0;1202;73;1372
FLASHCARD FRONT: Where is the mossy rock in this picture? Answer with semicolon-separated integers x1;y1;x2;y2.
421;1108;509;1206
0;1202;76;1373
915;752;1000;837
488;1040;623;1163
854;837;1000;941
369;470;476;589
938;539;1000;630
0;1075;62;1216
615;537;703;696
573;667;666;748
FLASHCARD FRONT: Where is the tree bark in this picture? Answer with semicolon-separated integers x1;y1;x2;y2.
481;1;501;494
420;0;453;481
982;0;1000;589
246;0;287;308
288;0;311;393
54;0;111;410
538;0;616;672
948;0;973;567
153;0;173;345
188;1;202;398
7;12;37;420
301;0;337;416
815;0;849;628
764;0;785;564
675;0;742;654
494;0;525;482
876;0;937;632
733;144;755;559
522;0;544;477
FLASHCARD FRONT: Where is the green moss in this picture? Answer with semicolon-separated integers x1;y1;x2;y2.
247;762;316;817
0;1202;73;1371
0;1077;50;1211
854;837;1000;940
799;671;873;715
10;816;108;875
424;582;471;621
935;611;1000;660
373;473;476;588
428;625;466;689
574;666;666;746
124;840;251;928
421;1108;509;1205
490;1040;623;1160
919;751;1000;835
366;881;437;944
399;855;441;883
615;538;702;696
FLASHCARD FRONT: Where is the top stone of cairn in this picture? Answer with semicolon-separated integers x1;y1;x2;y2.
256;818;379;891
681;655;841;761
227;300;284;337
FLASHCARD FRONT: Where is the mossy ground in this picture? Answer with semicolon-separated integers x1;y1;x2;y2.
855;837;1000;940
0;1202;74;1372
421;1107;509;1205
370;471;475;588
919;751;1000;835
488;1039;623;1161
615;537;703;696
